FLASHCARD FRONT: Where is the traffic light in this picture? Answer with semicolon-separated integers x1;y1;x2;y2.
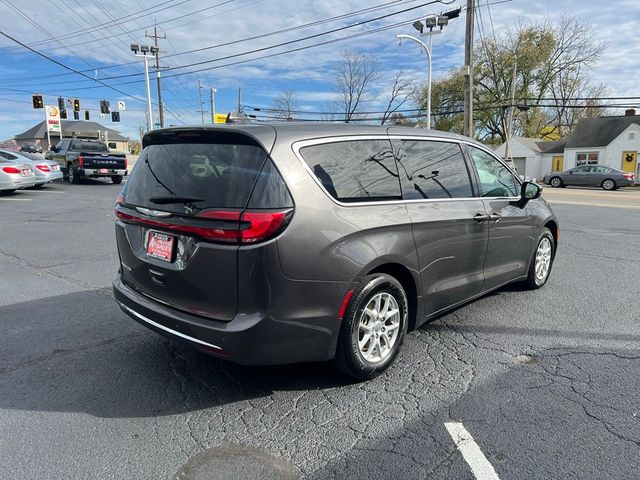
57;96;65;111
84;110;90;121
111;111;120;122
60;109;67;119
32;94;44;109
100;100;110;114
73;111;79;120
73;98;80;112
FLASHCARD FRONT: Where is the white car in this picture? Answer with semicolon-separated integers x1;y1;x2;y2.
0;154;36;193
0;149;63;187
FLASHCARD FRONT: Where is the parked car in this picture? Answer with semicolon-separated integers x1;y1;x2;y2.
0;150;63;187
113;125;558;380
543;165;636;190
20;142;43;154
0;155;36;192
48;138;127;184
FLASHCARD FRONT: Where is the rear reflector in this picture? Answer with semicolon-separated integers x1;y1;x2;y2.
338;290;354;320
36;164;51;173
115;207;292;244
2;166;21;174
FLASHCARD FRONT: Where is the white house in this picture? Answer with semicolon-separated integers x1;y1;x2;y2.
493;137;566;181
563;112;640;175
494;110;640;179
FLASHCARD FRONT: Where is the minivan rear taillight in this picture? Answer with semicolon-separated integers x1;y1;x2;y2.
115;207;292;244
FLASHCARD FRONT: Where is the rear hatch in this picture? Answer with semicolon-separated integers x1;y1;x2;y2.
114;127;292;321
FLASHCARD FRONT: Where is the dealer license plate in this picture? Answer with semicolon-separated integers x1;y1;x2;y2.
146;231;175;262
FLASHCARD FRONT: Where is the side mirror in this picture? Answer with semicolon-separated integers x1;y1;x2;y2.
519;181;542;207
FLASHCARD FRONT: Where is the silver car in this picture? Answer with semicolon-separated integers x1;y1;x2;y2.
0;150;63;187
0;156;36;192
543;165;636;190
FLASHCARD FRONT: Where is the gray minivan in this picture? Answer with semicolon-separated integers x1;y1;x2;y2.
113;124;558;379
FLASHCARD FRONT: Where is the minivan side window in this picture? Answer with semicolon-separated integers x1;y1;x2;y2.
299;139;401;202
391;139;473;199
467;146;519;197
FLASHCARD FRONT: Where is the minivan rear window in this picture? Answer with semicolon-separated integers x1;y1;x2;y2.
124;132;276;214
299;139;401;202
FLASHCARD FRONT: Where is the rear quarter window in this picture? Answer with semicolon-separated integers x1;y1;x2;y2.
299;139;401;202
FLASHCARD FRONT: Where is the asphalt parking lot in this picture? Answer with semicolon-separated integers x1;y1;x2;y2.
1;181;639;480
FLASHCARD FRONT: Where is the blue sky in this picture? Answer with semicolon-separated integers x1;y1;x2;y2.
0;0;639;142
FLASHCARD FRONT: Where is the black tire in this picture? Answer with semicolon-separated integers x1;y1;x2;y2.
522;228;555;290
68;165;80;184
111;175;123;184
549;176;563;188
601;178;616;191
33;183;43;189
1;189;16;194
333;273;408;380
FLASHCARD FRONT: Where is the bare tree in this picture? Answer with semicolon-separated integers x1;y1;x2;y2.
271;90;298;121
335;51;380;123
380;70;417;125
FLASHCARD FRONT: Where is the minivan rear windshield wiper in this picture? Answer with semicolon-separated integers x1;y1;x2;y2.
148;195;205;204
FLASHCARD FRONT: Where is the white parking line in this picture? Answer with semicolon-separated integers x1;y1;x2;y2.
0;197;32;201
445;422;500;480
28;189;65;193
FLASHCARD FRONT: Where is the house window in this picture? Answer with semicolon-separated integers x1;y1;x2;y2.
576;152;599;166
629;132;636;140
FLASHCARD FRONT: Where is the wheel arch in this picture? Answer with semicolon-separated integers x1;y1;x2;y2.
544;219;559;247
365;261;420;332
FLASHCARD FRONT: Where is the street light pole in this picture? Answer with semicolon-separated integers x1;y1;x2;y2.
397;34;433;129
142;54;153;131
397;11;458;130
131;43;156;131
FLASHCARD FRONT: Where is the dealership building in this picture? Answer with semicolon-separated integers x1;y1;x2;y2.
14;120;130;152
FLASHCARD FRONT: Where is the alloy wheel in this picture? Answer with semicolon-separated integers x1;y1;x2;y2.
357;292;401;364
535;237;552;285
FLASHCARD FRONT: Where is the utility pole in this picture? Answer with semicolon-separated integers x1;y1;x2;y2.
210;87;217;123
237;86;242;113
505;62;517;161
145;21;166;128
196;80;207;124
463;0;474;138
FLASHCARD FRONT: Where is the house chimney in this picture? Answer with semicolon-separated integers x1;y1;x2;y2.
625;108;636;116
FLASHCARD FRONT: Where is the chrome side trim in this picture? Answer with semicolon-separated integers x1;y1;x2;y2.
118;302;224;351
291;135;521;207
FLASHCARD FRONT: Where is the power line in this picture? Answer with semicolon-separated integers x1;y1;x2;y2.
1;0;450;91
0;0;437;88
0;29;144;103
0;0;189;52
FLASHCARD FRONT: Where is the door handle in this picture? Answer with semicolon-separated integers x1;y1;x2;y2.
473;213;491;223
489;213;502;223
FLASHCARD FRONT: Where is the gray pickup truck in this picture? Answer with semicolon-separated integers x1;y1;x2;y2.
47;138;127;184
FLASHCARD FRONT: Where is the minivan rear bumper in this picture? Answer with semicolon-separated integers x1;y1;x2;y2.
113;271;344;366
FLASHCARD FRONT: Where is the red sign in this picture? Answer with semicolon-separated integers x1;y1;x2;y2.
146;231;174;262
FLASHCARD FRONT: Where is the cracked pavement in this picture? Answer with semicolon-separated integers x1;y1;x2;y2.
1;181;639;479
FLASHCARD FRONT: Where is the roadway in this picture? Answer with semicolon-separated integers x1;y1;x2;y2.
0;181;638;479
